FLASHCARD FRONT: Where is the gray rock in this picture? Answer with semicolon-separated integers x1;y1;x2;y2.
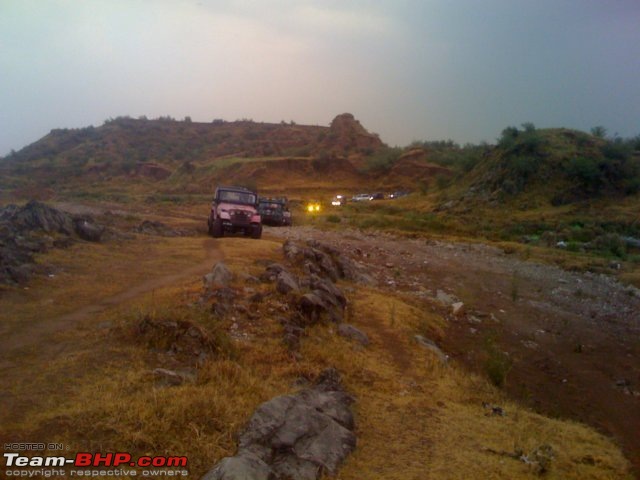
203;369;356;480
204;262;234;290
201;454;273;480
451;301;465;316
0;201;111;285
266;263;287;275
313;249;339;282
74;218;104;242
298;292;329;323
436;290;457;306
309;275;346;308
337;324;370;346
414;335;448;364
271;455;319;480
276;270;299;294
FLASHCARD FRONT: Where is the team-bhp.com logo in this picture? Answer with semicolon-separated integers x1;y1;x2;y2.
3;452;189;477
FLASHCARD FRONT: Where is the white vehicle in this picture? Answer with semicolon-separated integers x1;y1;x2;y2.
331;195;346;206
351;193;373;202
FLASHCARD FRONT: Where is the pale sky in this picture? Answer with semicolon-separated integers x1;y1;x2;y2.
1;0;639;156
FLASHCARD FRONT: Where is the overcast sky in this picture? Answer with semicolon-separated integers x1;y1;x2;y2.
1;0;639;156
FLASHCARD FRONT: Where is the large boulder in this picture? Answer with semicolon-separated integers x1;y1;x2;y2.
202;369;356;480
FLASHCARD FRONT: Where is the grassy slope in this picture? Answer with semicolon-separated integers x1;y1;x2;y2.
0;225;632;479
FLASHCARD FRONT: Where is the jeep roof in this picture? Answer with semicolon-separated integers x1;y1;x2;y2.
215;185;258;205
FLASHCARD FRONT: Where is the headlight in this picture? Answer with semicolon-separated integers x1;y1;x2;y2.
315;205;320;211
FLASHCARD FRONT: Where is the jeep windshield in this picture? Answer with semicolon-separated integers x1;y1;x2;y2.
259;202;283;210
218;190;257;205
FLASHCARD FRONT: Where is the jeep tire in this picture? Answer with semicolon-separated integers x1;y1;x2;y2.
211;217;223;238
251;224;262;239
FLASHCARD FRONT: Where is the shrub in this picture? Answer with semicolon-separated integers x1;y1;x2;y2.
590;126;607;138
363;147;403;173
326;214;341;223
435;174;451;190
521;122;536;133
593;233;626;258
566;157;602;192
483;334;512;387
498;126;519;148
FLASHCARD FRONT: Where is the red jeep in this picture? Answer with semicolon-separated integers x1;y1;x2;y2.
208;186;262;239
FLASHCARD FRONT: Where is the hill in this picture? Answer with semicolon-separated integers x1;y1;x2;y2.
1;113;451;200
441;126;640;210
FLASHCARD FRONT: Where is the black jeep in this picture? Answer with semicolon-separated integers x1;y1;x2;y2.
257;197;292;226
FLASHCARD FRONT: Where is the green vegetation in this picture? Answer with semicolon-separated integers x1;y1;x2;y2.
483;332;513;388
361;146;403;173
409;139;488;173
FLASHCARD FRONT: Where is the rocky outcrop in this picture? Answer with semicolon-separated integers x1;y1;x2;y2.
322;113;384;155
256;240;372;359
202;369;356;480
0;201;106;285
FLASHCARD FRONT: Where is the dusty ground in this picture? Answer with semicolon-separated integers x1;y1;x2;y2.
268;225;640;473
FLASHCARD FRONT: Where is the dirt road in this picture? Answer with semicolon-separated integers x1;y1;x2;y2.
268;225;640;472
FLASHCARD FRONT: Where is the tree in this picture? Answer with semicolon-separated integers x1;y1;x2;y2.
590;126;607;138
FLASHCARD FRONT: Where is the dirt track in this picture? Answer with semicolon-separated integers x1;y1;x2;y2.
268;225;640;473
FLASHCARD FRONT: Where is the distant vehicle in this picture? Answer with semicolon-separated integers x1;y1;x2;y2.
258;197;292;226
306;200;322;213
371;192;384;200
208;185;262;239
389;191;410;199
352;193;372;202
331;195;347;206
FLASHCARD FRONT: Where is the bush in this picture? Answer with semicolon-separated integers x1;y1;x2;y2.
566;157;602;192
483;334;512;387
326;214;341;223
590;126;607;138
593;233;626;258
498;126;519;148
363;147;403;173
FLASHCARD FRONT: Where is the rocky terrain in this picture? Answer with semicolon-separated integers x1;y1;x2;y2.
268;225;640;472
0;201;106;284
0;199;637;478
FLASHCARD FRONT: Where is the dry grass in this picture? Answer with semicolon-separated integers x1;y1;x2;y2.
1;231;632;479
